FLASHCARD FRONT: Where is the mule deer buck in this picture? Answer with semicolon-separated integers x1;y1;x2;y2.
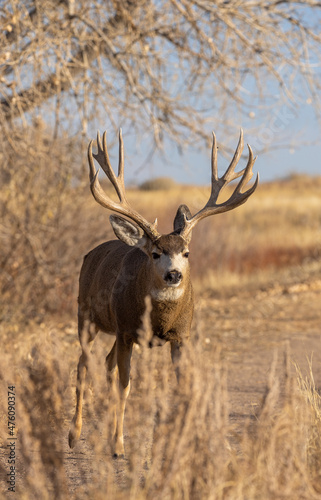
68;128;258;457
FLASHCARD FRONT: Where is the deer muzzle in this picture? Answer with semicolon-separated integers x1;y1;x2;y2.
164;270;182;286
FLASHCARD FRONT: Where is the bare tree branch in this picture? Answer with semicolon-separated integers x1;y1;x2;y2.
0;0;321;147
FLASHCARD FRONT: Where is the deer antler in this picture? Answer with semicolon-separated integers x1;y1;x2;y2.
180;129;259;240
88;129;160;241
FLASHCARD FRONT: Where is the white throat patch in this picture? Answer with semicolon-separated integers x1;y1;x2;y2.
150;286;184;302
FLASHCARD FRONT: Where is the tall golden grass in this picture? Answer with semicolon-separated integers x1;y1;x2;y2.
1;319;321;499
2;132;321;498
1;137;321;322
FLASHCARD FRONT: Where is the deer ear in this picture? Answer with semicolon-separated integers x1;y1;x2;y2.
173;204;192;243
110;215;146;247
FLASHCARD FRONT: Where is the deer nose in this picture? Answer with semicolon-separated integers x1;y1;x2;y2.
164;270;182;285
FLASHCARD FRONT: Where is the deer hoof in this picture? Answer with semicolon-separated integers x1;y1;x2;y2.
68;427;80;449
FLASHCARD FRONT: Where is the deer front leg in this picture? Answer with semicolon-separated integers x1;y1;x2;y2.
170;340;183;382
105;340;117;447
69;320;97;449
113;335;133;458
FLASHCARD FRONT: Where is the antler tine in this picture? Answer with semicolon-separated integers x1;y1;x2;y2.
208;129;245;206
118;128;125;183
88;138;119;210
223;147;259;207
88;130;160;241
208;132;220;205
211;132;218;182
93;131;125;203
88;138;100;188
237;145;256;192
96;131;112;179
180;130;258;240
222;128;244;183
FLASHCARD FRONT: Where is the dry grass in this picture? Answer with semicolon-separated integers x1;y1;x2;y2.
1;152;321;322
1;318;321;499
1;136;321;498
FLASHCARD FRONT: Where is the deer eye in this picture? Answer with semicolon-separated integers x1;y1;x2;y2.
152;252;161;260
183;251;189;258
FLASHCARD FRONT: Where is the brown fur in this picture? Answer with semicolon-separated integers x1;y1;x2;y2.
69;230;194;457
69;128;258;458
78;236;193;343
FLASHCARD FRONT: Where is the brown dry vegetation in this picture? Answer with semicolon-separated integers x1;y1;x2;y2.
1;145;321;498
1;134;321;323
2;2;321;497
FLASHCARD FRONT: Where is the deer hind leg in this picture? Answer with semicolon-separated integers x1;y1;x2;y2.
113;336;133;458
68;315;98;449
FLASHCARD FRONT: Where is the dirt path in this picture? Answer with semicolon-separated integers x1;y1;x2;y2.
200;277;321;422
1;268;321;497
61;273;321;494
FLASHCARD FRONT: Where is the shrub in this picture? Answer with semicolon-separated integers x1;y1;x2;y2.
139;177;177;191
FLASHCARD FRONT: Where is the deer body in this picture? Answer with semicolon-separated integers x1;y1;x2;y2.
78;236;193;345
69;128;258;457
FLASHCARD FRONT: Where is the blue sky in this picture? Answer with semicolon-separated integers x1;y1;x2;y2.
93;80;320;186
121;100;321;186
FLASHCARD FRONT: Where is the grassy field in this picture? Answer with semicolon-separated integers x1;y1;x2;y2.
1;174;321;498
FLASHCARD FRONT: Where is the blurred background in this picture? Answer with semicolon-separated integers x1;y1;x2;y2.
1;1;321;322
2;5;321;498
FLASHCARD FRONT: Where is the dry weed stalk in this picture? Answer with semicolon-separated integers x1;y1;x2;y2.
1;170;321;323
120;304;231;499
234;349;321;500
295;360;321;493
0;125;78;322
2;324;321;498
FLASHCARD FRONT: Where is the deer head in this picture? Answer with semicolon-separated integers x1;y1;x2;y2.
88;129;258;292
